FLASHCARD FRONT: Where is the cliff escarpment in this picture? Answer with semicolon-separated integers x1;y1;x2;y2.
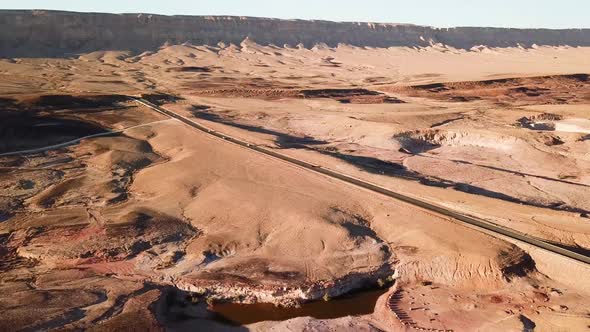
1;10;589;57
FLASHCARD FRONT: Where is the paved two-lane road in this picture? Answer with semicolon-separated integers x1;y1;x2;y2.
135;97;590;266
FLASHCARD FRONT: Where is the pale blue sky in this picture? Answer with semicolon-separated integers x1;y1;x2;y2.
2;0;589;28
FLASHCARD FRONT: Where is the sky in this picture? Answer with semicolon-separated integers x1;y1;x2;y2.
2;0;589;29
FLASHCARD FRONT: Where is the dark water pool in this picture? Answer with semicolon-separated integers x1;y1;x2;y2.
208;288;388;325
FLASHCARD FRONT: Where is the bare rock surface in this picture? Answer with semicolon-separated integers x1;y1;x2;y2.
1;10;590;57
1;13;590;331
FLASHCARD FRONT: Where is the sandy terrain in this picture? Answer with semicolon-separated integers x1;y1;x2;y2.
1;27;590;331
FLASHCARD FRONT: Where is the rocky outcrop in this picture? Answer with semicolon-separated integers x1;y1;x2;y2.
1;10;589;57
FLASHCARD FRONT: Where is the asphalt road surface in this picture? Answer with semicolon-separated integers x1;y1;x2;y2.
135;97;590;266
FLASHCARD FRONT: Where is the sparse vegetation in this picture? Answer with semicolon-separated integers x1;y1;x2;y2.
187;294;199;304
206;297;215;306
2;11;590;331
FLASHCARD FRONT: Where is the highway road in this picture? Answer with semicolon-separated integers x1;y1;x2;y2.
135;98;590;266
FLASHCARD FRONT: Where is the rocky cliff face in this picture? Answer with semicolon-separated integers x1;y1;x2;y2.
1;10;589;57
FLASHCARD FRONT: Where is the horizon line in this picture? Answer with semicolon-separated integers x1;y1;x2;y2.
1;9;589;30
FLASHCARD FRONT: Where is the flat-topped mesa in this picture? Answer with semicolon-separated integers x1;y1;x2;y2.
1;10;590;57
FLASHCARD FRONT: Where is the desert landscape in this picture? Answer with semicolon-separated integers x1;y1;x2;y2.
1;9;590;332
